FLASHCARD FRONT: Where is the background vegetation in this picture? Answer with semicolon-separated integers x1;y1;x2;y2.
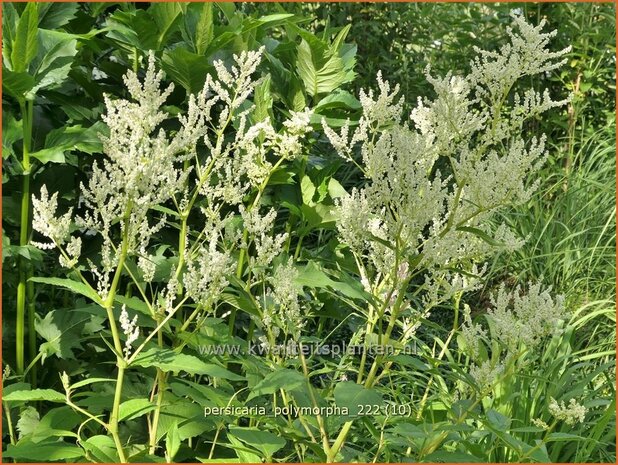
2;2;615;463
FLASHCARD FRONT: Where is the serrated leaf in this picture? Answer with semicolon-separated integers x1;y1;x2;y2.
38;2;79;29
11;2;38;73
149;2;183;48
28;29;78;97
193;2;213;55
34;309;89;361
161;47;212;93
17;406;40;440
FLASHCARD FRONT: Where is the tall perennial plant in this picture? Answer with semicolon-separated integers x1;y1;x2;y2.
24;13;592;463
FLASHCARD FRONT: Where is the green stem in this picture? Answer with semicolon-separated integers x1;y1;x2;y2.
109;365;128;463
148;317;166;455
3;401;17;446
16;100;33;376
104;211;132;463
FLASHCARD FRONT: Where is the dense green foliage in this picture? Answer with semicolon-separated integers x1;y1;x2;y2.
2;2;615;463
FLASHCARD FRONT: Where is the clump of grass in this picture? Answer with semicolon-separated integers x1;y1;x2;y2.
488;125;616;306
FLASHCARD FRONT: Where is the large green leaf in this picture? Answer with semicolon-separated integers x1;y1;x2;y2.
105;9;159;51
38;2;79;29
148;2;184;48
28;29;78;97
295;261;371;301
2;69;34;100
4;440;84;461
193;2;213;55
295;26;356;98
228;426;286;460
81;435;120;463
3;388;65;403
2;3;19;64
132;348;244;380
29;277;102;304
11;2;38;73
247;369;305;400
166;421;182;461
161;47;213;94
34;309;89;361
333;381;383;417
118;398;156;421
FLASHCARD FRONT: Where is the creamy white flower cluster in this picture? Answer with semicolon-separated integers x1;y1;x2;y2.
462;282;565;391
461;282;565;355
32;48;313;321
323;14;569;313
548;397;588;425
261;260;305;343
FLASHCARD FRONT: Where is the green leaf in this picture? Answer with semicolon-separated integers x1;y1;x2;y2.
295;261;371;301
81;435;119;463
44;122;105;156
11;2;38;73
16;406;40;440
193;2;213;55
161;47;213;93
333;381;383;417
327;178;348;199
424;451;483;463
4;440;83;461
227;435;262;462
2;69;35;100
149;2;183;48
546;432;587;442
228;426;286;460
314;89;361;112
247;369;305;400
2;3;19;63
166;421;182;461
3;388;65;403
301;175;316;205
105;10;159;51
38;2;79;29
29;277;102;304
253;74;273;123
132;348;244;380
29;406;81;443
70;377;115;390
2;114;23;158
29;146;66;164
118;398;156;422
295;28;356;98
34;309;89;361
28;29;78;97
486;409;511;431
